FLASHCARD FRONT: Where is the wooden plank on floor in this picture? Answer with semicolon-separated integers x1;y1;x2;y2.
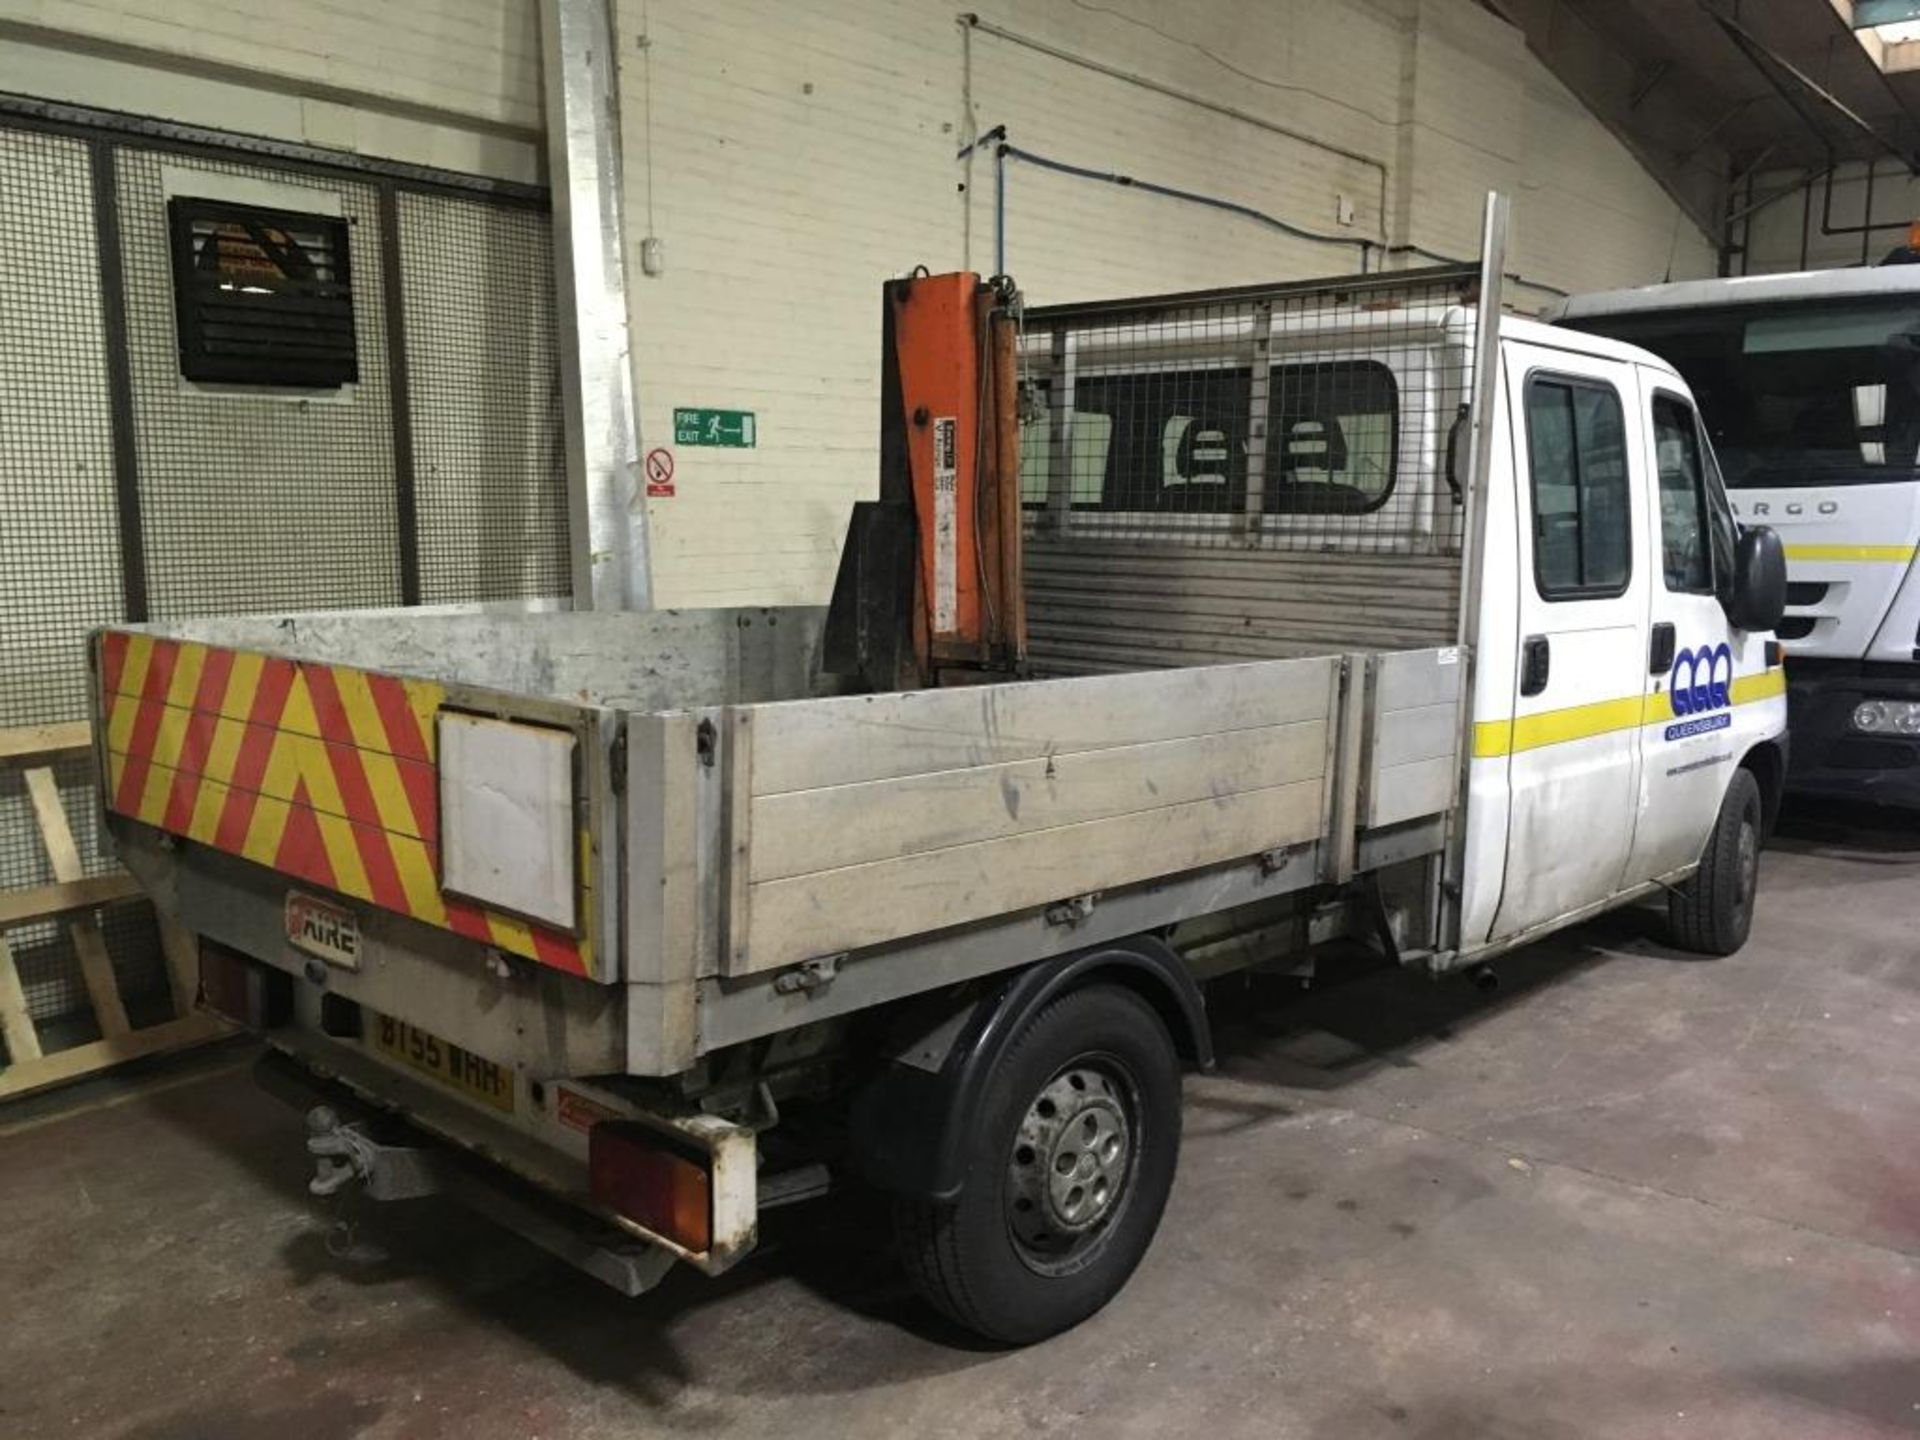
0;1012;229;1103
24;767;86;882
158;922;200;1022
0;721;91;765
0;873;144;929
24;767;131;1039
0;933;42;1065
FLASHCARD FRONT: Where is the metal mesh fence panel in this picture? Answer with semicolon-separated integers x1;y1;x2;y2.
399;191;570;603
1;111;566;1037
0;129;138;1023
116;150;402;619
0;130;123;730
1018;266;1477;673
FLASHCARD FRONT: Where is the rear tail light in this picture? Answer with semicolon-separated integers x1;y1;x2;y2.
198;943;292;1029
589;1122;713;1255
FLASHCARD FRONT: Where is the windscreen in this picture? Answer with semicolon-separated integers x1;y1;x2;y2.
1569;299;1920;488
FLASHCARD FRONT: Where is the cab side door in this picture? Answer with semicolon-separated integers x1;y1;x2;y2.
1624;374;1748;882
1489;342;1651;941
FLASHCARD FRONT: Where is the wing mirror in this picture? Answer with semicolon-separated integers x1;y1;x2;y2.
1724;524;1787;633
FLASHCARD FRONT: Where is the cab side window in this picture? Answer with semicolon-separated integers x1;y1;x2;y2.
1525;375;1631;600
1651;393;1714;594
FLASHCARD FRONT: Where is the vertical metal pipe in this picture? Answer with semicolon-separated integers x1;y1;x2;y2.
89;140;148;623
990;301;1025;662
994;142;1007;277
1438;190;1510;956
1864;159;1878;265
1044;328;1072;535
1241;301;1273;543
1800;168;1812;271
541;0;653;611
377;183;422;606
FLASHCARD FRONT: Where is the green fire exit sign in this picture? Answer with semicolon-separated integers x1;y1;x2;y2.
674;408;756;447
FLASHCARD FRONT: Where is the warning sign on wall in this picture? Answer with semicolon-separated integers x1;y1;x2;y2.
644;448;675;497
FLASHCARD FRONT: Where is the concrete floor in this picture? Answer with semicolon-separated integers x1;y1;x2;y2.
3;803;1916;1440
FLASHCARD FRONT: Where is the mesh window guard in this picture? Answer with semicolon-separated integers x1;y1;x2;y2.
1017;266;1481;673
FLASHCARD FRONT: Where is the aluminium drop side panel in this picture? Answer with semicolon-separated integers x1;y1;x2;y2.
93;626;620;983
622;709;704;1074
1363;647;1466;830
720;657;1342;978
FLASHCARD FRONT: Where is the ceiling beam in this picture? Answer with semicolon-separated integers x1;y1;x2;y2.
1703;2;1920;172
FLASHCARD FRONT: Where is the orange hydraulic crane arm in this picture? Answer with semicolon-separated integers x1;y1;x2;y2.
824;270;1027;691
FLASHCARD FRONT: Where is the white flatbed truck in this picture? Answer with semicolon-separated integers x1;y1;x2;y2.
90;200;1789;1343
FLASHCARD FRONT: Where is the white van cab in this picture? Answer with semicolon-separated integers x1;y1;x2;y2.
1453;313;1790;958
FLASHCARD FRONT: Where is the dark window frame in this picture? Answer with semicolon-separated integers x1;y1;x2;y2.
1265;358;1402;516
1650;386;1717;597
1029;357;1404;515
1523;369;1634;603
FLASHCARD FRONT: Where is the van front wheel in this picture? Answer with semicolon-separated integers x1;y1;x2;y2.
1668;768;1762;957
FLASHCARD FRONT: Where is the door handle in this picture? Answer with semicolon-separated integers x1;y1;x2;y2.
1649;622;1677;675
1520;635;1550;697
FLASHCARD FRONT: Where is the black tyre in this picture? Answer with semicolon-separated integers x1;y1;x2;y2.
1668;768;1763;956
894;984;1181;1345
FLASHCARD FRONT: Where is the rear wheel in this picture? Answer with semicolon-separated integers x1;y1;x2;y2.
1668;768;1762;956
894;984;1181;1344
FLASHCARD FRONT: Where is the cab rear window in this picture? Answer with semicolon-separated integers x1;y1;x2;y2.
1020;361;1399;515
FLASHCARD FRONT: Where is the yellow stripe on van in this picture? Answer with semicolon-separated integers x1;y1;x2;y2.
1783;544;1917;564
1473;667;1786;759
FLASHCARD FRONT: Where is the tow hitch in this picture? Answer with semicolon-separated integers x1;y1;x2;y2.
296;1097;673;1296
305;1105;444;1201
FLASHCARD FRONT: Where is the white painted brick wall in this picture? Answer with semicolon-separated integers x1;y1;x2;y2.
1741;162;1916;274
618;0;1716;607
2;0;540;125
0;0;543;178
4;0;1715;608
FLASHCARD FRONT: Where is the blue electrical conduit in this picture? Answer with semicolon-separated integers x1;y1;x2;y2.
954;128;1572;299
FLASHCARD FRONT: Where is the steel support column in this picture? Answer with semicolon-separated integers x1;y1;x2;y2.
540;0;652;611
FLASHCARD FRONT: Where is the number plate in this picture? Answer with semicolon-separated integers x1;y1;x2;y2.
372;1015;515;1114
285;890;360;970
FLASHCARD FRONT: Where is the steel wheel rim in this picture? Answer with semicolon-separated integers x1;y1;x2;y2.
1005;1056;1140;1276
1735;814;1759;912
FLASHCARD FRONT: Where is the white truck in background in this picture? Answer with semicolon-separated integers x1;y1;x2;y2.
91;201;1788;1345
1552;266;1920;805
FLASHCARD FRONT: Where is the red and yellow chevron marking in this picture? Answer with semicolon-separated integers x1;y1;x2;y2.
98;630;596;980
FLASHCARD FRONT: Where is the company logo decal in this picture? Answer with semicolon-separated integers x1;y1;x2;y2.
1665;643;1733;741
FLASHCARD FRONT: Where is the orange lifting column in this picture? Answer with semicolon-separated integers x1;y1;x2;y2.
885;270;1028;680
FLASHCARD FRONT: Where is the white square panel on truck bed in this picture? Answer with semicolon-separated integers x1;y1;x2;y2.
439;712;578;931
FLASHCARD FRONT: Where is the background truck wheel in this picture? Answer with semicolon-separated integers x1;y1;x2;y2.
894;983;1181;1345
1668;768;1762;957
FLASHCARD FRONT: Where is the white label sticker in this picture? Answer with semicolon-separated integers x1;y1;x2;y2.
932;416;958;634
1436;647;1461;666
285;890;361;969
